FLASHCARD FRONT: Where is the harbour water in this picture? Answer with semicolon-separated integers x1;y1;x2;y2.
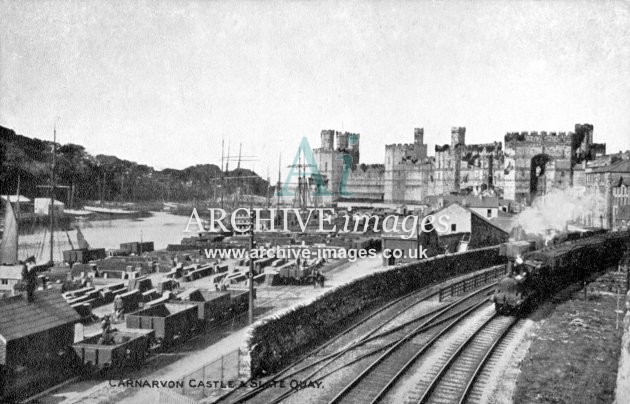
17;211;192;262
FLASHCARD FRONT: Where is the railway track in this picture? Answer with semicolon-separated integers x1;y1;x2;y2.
222;284;444;403
324;303;517;404
325;301;491;404
230;282;497;404
416;313;517;404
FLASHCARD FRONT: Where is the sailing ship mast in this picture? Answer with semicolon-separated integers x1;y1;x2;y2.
16;175;20;247
49;121;57;264
277;154;281;207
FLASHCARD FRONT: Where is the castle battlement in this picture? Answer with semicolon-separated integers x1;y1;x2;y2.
504;131;574;145
385;143;416;152
435;144;450;153
353;163;385;176
466;142;502;154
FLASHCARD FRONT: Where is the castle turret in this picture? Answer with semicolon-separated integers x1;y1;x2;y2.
321;130;335;150
451;126;466;148
337;132;349;150
414;128;424;145
574;123;594;157
347;133;360;150
413;128;428;160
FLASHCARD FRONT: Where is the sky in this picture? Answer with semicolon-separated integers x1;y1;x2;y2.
1;0;629;178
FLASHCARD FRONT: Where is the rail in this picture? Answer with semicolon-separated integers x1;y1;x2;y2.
329;300;490;403
418;314;517;403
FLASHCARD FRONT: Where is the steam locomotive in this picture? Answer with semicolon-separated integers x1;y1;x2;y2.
492;229;629;314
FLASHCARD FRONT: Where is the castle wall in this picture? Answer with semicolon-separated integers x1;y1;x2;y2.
383;129;430;203
314;123;598;206
503;131;576;202
345;165;385;200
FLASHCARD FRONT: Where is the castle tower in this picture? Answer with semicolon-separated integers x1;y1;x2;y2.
414;127;424;145
348;133;360;151
347;132;360;168
337;132;349;150
451;127;466;193
574;123;594;157
321;130;335;150
413;128;428;160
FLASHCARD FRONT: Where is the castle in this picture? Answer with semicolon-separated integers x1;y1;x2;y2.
312;124;605;205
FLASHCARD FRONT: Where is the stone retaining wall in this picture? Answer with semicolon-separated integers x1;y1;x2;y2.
246;246;502;377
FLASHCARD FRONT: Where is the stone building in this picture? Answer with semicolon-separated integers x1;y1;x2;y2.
582;159;630;229
380;202;508;265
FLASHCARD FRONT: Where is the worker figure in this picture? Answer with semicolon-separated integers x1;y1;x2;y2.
99;315;114;345
22;256;37;302
113;295;125;322
319;272;325;288
313;270;320;288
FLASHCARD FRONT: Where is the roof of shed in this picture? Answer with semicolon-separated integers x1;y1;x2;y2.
0;264;23;279
0;289;80;342
590;159;630;174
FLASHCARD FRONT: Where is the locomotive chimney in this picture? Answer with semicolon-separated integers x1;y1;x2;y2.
500;241;534;276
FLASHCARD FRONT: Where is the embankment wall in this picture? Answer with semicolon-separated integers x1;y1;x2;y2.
246;246;502;377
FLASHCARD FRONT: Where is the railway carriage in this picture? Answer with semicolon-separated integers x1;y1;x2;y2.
493;230;629;314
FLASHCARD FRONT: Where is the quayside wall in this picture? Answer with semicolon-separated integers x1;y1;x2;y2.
245;246;502;377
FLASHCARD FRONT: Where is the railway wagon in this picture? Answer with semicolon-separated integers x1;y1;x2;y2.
254;257;275;274
216;263;229;273
72;330;153;369
118;289;142;313
183;264;213;281
224;272;247;285
227;288;252;314
174;288;232;322
125;303;199;346
276;262;313;284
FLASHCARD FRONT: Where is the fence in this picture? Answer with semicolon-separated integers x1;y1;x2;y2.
176;349;241;402
438;265;506;302
159;389;198;404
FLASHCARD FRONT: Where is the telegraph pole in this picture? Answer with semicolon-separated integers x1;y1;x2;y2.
221;138;224;209
416;212;421;261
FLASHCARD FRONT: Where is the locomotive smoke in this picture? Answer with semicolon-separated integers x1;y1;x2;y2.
515;187;605;239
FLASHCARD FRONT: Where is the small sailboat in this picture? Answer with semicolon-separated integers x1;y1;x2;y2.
0;199;19;265
0;200;23;296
